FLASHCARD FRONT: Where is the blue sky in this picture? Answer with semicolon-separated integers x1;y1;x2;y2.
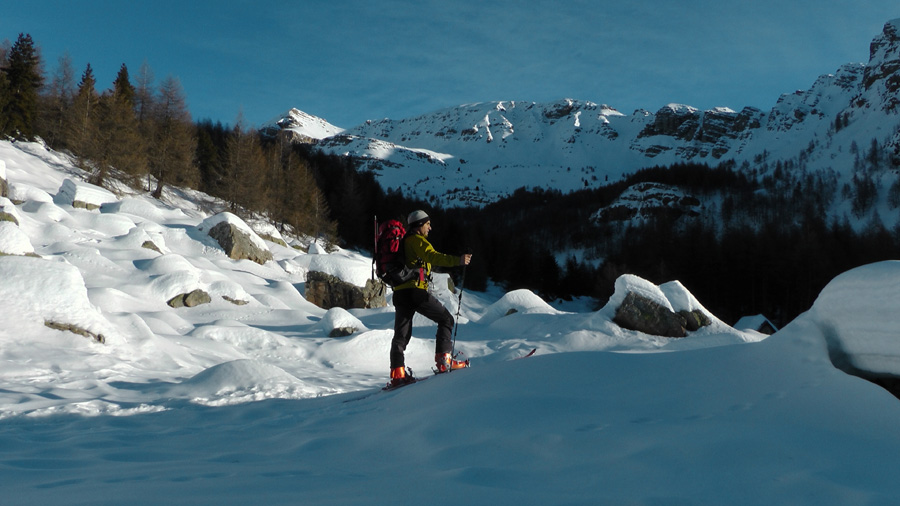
4;1;897;128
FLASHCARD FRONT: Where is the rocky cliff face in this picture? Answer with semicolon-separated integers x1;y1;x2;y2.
864;19;900;102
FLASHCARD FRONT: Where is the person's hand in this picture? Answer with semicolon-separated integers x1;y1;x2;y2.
460;254;472;266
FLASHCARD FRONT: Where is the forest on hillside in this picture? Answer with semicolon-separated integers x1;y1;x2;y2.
0;33;337;242
4;32;899;329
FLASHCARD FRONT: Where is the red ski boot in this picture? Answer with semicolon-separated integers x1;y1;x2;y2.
434;352;469;374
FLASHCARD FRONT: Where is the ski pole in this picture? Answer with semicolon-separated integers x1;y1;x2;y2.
451;263;466;358
372;215;377;281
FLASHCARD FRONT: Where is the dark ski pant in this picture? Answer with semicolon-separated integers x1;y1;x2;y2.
390;288;454;369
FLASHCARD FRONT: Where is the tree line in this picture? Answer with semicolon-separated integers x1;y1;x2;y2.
0;32;337;243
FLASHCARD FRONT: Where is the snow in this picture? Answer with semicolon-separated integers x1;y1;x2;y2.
2;139;900;504
735;314;776;332
56;177;118;208
268;107;345;139
0;208;34;255
811;261;900;376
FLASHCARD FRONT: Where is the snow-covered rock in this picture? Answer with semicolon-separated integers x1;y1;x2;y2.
476;288;563;325
812;260;900;377
198;212;273;265
0;221;35;256
0;196;21;224
314;307;368;337
55;178;118;210
0;256;114;343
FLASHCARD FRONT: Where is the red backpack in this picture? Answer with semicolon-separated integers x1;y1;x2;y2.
374;219;421;286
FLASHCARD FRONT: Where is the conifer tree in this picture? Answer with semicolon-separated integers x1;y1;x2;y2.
1;33;44;139
94;64;147;185
112;64;135;106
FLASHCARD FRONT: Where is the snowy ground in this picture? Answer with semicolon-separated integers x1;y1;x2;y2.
2;140;900;505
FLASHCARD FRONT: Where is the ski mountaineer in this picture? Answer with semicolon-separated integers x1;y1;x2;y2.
389;210;472;387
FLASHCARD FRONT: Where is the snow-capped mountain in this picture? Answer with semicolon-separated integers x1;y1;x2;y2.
261;108;344;143
270;19;900;209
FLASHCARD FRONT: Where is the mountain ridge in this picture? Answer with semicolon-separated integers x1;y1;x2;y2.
269;18;900;211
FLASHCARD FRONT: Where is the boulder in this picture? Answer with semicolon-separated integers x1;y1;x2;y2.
167;289;212;308
207;220;273;265
305;271;386;310
613;291;688;338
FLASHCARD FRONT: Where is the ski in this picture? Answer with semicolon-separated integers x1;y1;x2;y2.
381;376;429;391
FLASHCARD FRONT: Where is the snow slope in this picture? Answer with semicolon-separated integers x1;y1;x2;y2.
2;140;900;505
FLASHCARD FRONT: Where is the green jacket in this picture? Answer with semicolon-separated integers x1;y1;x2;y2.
393;233;460;291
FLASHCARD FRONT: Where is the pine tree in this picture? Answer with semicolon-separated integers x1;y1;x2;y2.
1;33;44;139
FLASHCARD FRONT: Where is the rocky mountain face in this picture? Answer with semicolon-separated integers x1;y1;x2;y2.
270;19;900;211
591;183;701;222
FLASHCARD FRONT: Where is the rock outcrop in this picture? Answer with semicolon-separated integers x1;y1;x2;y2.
593;182;700;222
305;271;386;310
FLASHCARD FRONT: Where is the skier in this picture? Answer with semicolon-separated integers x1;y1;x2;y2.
389;210;472;387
